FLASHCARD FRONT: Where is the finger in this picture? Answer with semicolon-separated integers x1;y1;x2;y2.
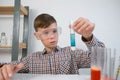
74;20;85;31
74;18;89;31
14;63;24;73
0;69;4;80
77;22;89;34
6;64;14;77
74;17;83;26
82;23;94;38
1;66;9;80
86;22;95;32
74;18;83;29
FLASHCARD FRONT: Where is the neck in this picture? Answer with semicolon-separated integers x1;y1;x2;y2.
45;47;53;53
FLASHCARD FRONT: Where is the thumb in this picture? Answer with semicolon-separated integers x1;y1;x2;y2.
14;63;24;73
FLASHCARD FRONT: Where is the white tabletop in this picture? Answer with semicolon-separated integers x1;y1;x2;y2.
10;73;90;80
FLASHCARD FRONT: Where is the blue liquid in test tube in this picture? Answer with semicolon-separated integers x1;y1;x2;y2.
70;33;75;46
70;20;76;50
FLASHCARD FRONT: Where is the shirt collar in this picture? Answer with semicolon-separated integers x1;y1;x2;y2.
42;46;60;55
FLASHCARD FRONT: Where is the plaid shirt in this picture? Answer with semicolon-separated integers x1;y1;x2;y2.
12;36;105;74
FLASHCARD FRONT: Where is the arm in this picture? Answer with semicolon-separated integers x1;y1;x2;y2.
74;35;105;68
72;17;105;68
0;63;24;80
82;34;105;51
73;17;105;51
0;55;30;80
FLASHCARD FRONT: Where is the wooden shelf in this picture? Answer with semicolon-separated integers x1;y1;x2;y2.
0;5;28;15
0;43;26;49
0;0;29;61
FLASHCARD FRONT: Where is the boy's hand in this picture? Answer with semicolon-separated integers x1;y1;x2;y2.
0;63;24;80
73;17;95;40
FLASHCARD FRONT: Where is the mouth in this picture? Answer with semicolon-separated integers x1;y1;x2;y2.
50;41;56;44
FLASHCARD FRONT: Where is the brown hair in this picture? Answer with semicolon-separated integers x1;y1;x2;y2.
34;13;57;31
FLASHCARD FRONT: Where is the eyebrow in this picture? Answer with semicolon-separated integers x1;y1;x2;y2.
43;27;57;31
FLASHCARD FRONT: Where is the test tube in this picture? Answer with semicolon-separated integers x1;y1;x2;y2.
116;56;120;80
70;20;76;50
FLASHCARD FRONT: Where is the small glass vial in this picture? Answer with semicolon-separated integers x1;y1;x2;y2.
0;32;7;46
70;20;76;50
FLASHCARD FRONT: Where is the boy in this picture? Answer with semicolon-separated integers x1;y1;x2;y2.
0;13;105;80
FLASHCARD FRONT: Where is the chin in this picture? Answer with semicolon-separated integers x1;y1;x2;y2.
50;45;57;48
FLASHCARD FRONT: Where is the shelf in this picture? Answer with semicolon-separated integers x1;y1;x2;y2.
0;0;29;61
0;43;26;49
0;5;28;15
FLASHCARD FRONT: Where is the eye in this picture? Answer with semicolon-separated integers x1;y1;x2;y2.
43;31;49;35
53;29;57;33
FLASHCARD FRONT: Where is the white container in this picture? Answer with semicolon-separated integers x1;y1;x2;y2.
0;32;7;46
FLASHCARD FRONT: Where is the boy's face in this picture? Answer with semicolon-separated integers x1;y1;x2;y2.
34;23;58;49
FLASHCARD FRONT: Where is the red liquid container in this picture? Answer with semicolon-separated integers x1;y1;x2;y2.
91;66;101;80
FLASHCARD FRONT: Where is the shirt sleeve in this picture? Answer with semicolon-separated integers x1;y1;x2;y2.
10;56;30;73
82;35;105;51
18;56;30;73
73;35;105;69
73;49;91;68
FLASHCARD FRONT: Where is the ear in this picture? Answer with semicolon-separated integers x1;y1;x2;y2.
34;32;41;40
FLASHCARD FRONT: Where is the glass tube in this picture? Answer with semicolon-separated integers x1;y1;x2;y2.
70;20;76;50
